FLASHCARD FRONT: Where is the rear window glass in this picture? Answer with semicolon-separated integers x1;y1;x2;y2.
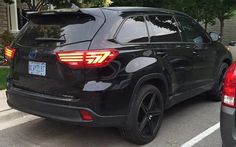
15;14;97;47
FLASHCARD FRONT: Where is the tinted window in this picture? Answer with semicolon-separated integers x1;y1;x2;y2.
177;17;210;43
15;14;99;47
116;16;148;43
147;15;181;42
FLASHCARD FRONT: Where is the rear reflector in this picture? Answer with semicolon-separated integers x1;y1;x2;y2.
80;109;93;121
4;46;16;60
56;49;119;69
223;63;236;108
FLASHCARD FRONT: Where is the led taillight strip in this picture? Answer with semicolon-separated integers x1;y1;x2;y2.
58;53;83;62
86;51;111;64
56;49;119;69
4;46;16;60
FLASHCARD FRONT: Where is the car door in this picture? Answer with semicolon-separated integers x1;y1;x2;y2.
176;16;216;89
146;15;194;96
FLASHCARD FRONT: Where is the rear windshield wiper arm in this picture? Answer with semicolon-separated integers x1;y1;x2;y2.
35;38;66;43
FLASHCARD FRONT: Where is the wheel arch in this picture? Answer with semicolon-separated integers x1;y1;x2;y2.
131;73;169;109
223;58;232;66
215;56;232;77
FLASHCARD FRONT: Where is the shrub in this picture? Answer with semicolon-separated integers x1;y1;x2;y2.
0;31;15;65
0;44;4;65
0;43;3;58
0;30;15;46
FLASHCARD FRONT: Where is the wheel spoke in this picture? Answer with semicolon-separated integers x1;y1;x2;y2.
141;103;148;114
152;121;160;135
139;116;148;131
148;93;156;110
148;120;154;134
150;109;162;117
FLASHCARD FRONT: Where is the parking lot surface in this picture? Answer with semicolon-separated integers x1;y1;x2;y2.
0;90;222;147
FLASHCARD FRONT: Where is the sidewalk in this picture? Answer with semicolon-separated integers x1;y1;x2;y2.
0;90;10;112
0;66;9;68
0;90;6;98
0;89;38;131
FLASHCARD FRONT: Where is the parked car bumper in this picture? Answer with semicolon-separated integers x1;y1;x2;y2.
221;105;236;147
6;87;127;127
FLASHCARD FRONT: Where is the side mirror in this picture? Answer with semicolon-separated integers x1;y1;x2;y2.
209;32;220;42
229;41;236;46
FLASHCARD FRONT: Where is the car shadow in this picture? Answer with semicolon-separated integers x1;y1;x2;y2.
165;93;217;117
2;94;220;147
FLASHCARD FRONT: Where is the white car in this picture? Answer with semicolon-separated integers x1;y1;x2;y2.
228;41;236;61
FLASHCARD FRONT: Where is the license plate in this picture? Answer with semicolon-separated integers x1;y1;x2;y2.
28;61;46;76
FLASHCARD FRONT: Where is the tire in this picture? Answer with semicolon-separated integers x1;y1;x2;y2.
207;63;228;101
119;85;164;145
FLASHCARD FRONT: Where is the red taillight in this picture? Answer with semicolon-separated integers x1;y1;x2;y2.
56;49;119;69
223;63;236;108
4;46;16;60
80;109;93;121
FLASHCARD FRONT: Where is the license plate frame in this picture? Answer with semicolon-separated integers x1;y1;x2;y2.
28;61;46;76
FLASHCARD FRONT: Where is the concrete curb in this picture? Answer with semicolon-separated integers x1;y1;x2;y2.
0;89;9;112
0;66;9;68
0;89;6;98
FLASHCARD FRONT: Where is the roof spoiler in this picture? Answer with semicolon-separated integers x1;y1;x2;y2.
26;8;81;19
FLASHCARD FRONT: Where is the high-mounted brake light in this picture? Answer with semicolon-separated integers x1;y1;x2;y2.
223;63;236;108
56;49;119;69
4;46;16;60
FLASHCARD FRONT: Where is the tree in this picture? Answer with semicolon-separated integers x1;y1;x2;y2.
166;0;217;30
4;0;111;11
215;0;236;40
112;0;166;7
200;0;217;30
160;0;236;37
103;0;113;7
112;0;218;30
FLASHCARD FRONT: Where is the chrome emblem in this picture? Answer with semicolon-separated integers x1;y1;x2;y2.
28;50;38;59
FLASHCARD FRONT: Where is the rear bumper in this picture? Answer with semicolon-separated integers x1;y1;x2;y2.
220;105;236;147
6;87;127;127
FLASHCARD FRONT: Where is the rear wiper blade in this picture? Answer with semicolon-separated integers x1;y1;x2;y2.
35;38;66;43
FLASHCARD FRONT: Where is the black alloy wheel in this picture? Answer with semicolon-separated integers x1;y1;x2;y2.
138;91;162;137
120;85;164;145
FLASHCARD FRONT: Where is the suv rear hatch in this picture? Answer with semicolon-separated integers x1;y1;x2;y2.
11;8;105;98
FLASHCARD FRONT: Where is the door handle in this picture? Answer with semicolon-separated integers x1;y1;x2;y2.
186;45;192;49
176;45;182;48
193;51;199;56
186;44;198;49
156;51;167;56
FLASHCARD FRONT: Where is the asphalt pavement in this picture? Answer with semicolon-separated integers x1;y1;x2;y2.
0;90;222;147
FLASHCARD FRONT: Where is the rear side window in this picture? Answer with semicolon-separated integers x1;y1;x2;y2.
116;16;148;43
147;15;181;42
177;17;211;43
15;13;99;47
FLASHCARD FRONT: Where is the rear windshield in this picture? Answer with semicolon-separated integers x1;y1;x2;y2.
15;13;98;47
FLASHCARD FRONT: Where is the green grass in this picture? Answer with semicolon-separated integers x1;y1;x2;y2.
0;68;9;90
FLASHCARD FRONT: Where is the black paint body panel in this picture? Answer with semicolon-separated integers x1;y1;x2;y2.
7;7;232;126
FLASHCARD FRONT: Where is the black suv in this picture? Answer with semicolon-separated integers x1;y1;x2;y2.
5;7;232;144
